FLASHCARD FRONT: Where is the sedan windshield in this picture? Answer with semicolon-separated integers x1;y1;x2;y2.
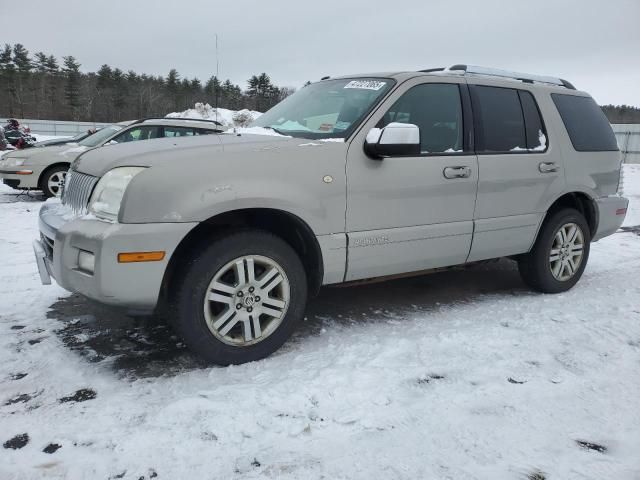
251;78;394;139
78;125;123;147
70;129;96;141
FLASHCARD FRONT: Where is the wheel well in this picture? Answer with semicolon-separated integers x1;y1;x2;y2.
545;192;597;237
159;209;324;308
38;162;70;188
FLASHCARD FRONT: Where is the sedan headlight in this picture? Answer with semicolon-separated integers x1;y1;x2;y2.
88;167;146;221
0;156;25;167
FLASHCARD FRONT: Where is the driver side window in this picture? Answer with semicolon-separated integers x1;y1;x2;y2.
111;126;161;144
378;83;463;154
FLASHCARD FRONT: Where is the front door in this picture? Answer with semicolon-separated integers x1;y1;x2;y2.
345;78;478;281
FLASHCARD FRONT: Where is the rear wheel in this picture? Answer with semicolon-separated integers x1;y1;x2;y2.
518;208;591;293
172;230;307;365
40;165;68;198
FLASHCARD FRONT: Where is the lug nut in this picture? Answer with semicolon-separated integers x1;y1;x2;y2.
249;286;255;293
247;307;253;313
237;291;243;297
255;296;261;302
236;304;242;310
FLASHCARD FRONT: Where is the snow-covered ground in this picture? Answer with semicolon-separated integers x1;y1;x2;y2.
0;166;639;479
166;103;262;128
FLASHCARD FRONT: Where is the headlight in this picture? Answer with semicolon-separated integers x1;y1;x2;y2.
0;156;25;167
88;167;146;221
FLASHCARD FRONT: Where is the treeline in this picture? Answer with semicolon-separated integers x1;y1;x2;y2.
0;43;295;122
2;43;640;124
601;105;640;124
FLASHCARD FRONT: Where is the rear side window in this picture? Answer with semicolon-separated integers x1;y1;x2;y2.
164;126;195;137
471;86;526;152
471;86;547;153
551;94;618;152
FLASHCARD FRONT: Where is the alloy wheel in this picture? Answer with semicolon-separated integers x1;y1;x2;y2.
203;255;290;346
549;222;584;281
47;171;67;197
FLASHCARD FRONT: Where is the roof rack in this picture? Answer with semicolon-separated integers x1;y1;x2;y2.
130;117;225;127
445;64;576;89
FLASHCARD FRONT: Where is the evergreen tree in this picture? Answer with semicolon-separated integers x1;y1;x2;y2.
0;44;17;116
0;42;311;121
112;68;127;117
12;44;32;117
166;69;180;110
62;56;82;119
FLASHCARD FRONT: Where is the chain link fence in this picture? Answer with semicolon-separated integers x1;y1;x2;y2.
613;124;640;164
1;118;112;137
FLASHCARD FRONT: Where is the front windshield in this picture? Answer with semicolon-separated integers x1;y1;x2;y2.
252;78;394;139
78;125;122;147
71;129;94;141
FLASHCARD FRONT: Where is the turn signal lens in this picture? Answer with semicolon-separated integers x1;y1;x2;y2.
117;251;165;263
16;170;33;175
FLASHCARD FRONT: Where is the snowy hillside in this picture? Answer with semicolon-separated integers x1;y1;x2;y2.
166;103;262;128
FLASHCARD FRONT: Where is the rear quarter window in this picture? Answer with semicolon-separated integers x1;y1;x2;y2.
551;94;618;152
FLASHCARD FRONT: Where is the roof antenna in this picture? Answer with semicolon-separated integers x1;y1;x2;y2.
215;33;220;127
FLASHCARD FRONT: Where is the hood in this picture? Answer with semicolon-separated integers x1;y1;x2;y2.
73;131;345;177
2;144;90;165
34;138;76;148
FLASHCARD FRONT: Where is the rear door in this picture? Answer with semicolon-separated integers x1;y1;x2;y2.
467;83;566;261
345;77;478;280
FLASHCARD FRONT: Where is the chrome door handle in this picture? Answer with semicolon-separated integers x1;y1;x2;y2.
539;162;558;173
443;166;471;179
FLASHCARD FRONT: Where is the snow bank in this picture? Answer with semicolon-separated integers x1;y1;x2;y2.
166;103;262;128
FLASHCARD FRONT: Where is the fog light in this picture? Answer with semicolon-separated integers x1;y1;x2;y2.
78;250;95;273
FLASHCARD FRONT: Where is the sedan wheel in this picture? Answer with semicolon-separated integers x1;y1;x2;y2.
47;171;67;197
40;165;69;198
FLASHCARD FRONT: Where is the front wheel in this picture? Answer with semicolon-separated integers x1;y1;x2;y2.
518;208;591;293
40;165;68;198
172;230;308;365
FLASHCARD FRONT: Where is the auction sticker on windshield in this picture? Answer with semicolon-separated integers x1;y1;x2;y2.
344;80;387;90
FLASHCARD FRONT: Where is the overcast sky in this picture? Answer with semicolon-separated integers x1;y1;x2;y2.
2;0;639;106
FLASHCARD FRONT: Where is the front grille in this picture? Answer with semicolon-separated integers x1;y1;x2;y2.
62;170;98;214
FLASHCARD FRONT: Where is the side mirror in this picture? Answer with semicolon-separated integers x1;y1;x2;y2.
104;140;118;146
364;122;420;159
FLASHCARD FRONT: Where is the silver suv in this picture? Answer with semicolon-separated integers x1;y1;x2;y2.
35;65;628;365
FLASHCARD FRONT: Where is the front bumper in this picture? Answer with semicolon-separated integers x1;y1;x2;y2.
0;170;37;189
36;202;197;310
593;195;629;241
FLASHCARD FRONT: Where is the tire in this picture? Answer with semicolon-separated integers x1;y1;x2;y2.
172;229;308;365
40;165;69;198
518;208;591;293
